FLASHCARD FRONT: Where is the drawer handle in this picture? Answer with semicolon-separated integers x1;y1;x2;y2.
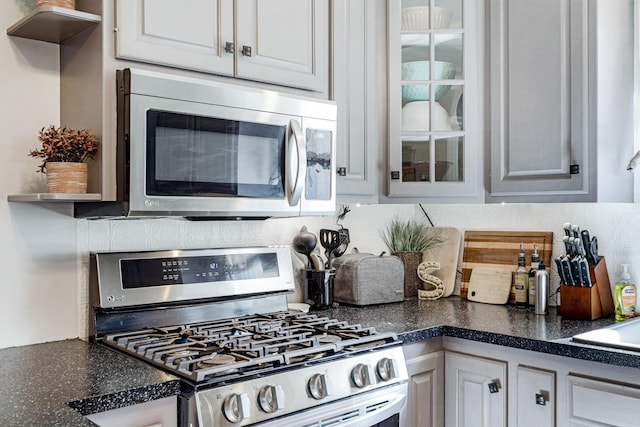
536;393;548;406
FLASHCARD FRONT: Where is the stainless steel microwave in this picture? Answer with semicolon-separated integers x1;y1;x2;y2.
77;68;337;219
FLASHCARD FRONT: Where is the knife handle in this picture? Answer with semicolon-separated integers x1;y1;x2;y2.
578;258;592;287
570;257;583;286
560;257;575;286
554;257;566;285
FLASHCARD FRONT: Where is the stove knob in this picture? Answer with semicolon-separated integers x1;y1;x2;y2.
308;373;332;400
222;393;251;423
351;363;376;388
377;357;399;382
258;384;285;413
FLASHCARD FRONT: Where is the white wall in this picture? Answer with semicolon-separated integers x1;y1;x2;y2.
77;203;640;340
0;1;79;348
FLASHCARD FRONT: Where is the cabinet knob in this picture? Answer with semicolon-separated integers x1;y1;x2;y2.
488;382;500;393
536;393;548;406
337;167;347;177
225;42;235;54
242;45;252;57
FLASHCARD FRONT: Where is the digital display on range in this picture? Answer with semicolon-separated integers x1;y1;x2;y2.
120;252;279;289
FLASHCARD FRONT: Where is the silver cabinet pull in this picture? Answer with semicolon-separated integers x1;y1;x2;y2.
242;45;252;57
225;42;235;54
536;393;547;406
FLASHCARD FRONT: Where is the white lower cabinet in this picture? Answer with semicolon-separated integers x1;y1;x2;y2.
442;336;640;427
566;375;640;427
516;366;555;427
444;351;507;427
401;340;444;427
85;396;177;427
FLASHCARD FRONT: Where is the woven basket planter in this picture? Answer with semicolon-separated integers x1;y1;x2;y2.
45;162;87;194
392;251;423;298
37;0;75;9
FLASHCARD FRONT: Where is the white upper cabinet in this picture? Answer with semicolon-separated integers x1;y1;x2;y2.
486;0;634;202
115;0;234;76
332;0;383;201
386;0;484;202
487;0;592;202
115;0;328;93
235;0;328;92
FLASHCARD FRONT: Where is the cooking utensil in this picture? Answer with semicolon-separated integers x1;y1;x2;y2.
293;226;318;269
319;229;341;268
331;228;350;260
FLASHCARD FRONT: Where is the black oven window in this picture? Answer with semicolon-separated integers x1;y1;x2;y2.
146;110;286;198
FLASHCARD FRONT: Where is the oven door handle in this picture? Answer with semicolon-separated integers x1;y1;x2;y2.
286;119;306;207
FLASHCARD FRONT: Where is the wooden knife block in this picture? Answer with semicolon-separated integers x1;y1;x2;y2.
559;257;614;320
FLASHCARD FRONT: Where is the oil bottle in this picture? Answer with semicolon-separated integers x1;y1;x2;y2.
614;264;636;321
514;243;528;307
528;243;539;308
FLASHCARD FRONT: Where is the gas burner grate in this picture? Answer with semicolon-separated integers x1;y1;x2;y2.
102;311;398;384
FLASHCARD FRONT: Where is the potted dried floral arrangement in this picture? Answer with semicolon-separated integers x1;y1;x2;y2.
36;0;75;10
29;125;98;194
381;217;442;298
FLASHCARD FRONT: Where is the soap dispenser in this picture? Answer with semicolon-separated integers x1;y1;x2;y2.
614;264;636;321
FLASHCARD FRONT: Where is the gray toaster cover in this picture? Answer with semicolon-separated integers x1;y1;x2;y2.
333;253;404;305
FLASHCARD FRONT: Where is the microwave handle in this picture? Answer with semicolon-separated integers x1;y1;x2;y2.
287;119;306;206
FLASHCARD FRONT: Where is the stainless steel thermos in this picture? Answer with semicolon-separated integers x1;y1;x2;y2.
535;261;549;315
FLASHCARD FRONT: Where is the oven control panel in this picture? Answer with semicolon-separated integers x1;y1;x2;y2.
194;346;408;426
92;246;295;309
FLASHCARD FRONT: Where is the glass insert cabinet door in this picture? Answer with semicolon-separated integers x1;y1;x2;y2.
387;0;482;200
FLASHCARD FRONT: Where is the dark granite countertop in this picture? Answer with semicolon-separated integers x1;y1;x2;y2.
0;339;180;426
321;296;640;369
2;297;638;426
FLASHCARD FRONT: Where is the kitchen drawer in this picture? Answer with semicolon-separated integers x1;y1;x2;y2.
567;374;640;426
85;396;177;427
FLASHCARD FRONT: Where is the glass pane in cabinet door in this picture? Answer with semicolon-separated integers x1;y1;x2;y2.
402;36;429;63
401;0;431;30
435;0;462;29
402;138;430;182
434;84;463;131
402;85;431;132
434;33;462;77
435;136;464;182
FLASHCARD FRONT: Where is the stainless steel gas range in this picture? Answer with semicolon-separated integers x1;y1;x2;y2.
89;246;408;427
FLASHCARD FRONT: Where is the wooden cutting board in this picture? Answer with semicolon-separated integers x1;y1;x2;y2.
461;230;553;304
422;227;462;297
467;267;513;304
